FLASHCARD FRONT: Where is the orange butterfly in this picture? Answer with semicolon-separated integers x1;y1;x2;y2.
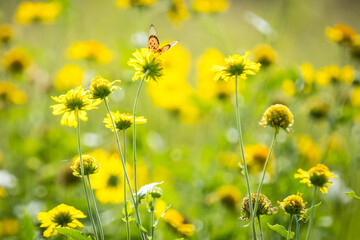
147;24;178;55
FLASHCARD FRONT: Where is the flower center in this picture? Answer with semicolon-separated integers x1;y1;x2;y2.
65;96;85;110
53;211;73;227
107;175;120;187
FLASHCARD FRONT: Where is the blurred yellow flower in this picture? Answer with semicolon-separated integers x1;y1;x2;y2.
67;41;112;64
300;62;315;93
278;193;306;216
217;151;239;169
116;0;157;8
245;144;273;175
0;81;28;105
308;99;329;120
259;104;294;133
37;204;86;237
350;86;360;107
295;163;337;194
252;44;277;67
89;76;121;99
192;0;229;13
298;135;321;164
3;48;31;73
155;200;195;236
54;64;84;91
213;51;261;82
206;185;241;210
50;86;101;128
350;42;360;62
0;218;20;237
281;78;296;96
90;153;132;204
316;65;354;85
326;24;357;45
70;155;100;177
197;48;235;102
128;48;164;83
167;0;189;23
0;24;13;44
0;186;7;199
15;1;62;25
104;111;147;131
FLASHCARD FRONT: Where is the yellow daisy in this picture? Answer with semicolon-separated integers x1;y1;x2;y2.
278;193;306;217
259;104;294;133
103;111;147;131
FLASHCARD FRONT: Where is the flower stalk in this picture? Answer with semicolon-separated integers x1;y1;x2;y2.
123;129;131;240
306;187;318;240
287;214;293;240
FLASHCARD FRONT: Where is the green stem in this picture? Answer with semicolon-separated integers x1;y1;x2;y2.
252;131;277;223
86;175;104;240
234;75;255;240
151;199;155;240
306;187;318;240
75;108;99;240
257;216;263;240
287;215;293;240
103;98;146;240
295;215;300;240
123;129;131;240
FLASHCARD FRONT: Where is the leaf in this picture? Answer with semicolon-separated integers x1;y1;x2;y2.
55;228;89;240
122;200;134;215
137;182;163;200
20;214;35;240
267;223;295;239
305;202;322;212
345;191;360;200
122;216;134;223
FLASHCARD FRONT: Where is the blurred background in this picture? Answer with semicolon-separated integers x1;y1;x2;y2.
0;0;360;239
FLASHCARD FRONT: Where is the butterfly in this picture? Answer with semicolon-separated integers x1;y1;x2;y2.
147;24;178;55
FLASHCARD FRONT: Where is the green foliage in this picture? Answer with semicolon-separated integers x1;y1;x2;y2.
267;223;295;239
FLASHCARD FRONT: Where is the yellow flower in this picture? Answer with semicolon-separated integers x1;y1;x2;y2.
0;24;13;44
3;48;31;73
326;24;357;45
216;151;239;169
213;51;261;82
350;86;360;107
278;193;306;216
281;78;296;96
50;86;101;128
116;0;157;8
0;218;20;236
0;81;28;105
70;155;100;177
54;64;84;91
294;164;337;194
15;1;62;25
167;0;189;23
300;62;315;93
104;111;147;131
245;144;273;175
297;135;321;164
240;193;277;221
350;42;360;62
252;44;277;67
192;0;229;13
155;200;195;236
316;65;354;85
37;204;86;237
128;48;164;83
89;76;121;99
206;185;241;210
67;41;112;64
0;186;7;199
197;48;236;102
259;104;294;133
90;153;132;204
308;99;329;120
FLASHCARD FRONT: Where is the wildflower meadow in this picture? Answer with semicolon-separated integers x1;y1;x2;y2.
1;0;360;239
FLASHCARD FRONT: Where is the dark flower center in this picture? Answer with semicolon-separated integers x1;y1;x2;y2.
107;175;120;187
53;211;73;227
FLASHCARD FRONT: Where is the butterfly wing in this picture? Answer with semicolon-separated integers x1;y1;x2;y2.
148;24;159;53
157;40;179;55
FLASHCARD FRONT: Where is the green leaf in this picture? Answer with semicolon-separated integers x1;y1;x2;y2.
345;191;360;200
20;214;35;240
267;223;295;239
55;228;89;240
122;216;134;223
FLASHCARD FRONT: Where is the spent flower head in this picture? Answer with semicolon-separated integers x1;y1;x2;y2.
259;104;294;133
128;48;164;83
70;155;99;177
89;76;121;99
212;51;261;82
295;163;337;194
104;111;147;131
50;86;101;128
240;193;277;220
278;193;306;217
37;204;86;237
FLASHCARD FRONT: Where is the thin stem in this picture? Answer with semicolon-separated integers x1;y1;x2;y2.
295;215;300;240
251;131;277;223
75;108;99;240
103;98;146;240
257;216;263;240
86;175;104;240
151;199;155;240
123;129;131;240
234;75;255;240
287;215;293;240
306;187;318;240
